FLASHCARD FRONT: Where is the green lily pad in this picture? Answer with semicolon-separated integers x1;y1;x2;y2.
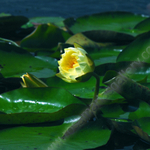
134;17;150;32
129;101;150;120
45;75;106;99
66;33;113;50
133;117;150;143
0;42;57;78
91;46;124;66
0;87;86;124
117;31;150;63
22;16;65;28
82;30;135;43
0;116;111;150
64;11;147;36
20;23;71;52
101;103;125;118
0;13;11;17
95;60;150;83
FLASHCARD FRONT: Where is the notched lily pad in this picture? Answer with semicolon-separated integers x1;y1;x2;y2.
20;23;71;52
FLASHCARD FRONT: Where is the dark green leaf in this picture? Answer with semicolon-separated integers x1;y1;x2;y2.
66;33;114;50
129;101;150;120
101;103;125;118
133;117;150;143
20;24;71;52
45;75;106;99
0;87;86;124
22;16;65;28
117;31;150;63
134;17;150;32
0;43;57;78
64;11;147;36
0;116;111;150
83;30;134;43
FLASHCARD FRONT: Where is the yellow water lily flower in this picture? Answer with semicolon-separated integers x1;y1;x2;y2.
21;73;48;87
56;43;95;83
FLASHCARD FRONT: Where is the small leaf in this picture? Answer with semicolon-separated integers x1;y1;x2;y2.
22;16;65;28
21;73;48;87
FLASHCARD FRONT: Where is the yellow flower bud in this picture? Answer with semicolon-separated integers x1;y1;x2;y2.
21;73;48;88
56;43;95;83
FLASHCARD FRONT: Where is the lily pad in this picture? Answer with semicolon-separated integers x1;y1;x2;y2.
64;11;147;36
129;101;150;120
45;75;106;99
0;87;86;124
22;16;65;29
0;116;111;150
117;31;150;63
91;46;124;66
20;23;71;52
0;42;57;78
134;17;150;32
0;13;11;17
66;33;112;50
101;103;125;118
82;30;135;43
133;117;150;143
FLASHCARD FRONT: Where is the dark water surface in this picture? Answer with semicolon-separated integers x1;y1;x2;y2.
0;0;150;18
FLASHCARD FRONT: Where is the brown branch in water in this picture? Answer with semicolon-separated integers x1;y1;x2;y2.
61;98;108;139
62;73;150;139
62;72;101;139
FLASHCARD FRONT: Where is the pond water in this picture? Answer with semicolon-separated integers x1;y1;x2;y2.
0;0;150;18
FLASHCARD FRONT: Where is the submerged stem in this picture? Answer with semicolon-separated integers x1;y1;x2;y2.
62;72;100;139
92;72;100;101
